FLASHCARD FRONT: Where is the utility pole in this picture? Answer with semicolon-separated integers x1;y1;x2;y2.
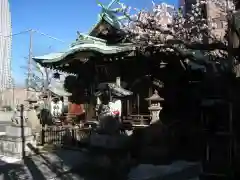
12;78;15;108
27;29;33;99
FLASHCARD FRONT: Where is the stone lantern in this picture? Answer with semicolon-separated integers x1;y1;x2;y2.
25;95;38;110
145;90;164;124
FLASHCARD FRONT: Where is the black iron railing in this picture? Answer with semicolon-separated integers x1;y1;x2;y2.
40;125;91;147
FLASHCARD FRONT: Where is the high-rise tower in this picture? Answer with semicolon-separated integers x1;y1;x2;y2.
0;0;12;92
179;0;235;40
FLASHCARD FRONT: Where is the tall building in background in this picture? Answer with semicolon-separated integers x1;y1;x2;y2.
179;0;234;40
0;0;12;92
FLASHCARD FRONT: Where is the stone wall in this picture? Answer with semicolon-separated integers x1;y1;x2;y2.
0;126;36;159
0;135;35;158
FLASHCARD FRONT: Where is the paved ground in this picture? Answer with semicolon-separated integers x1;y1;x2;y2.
0;146;130;180
0;149;88;180
0;112;128;179
0;112;12;132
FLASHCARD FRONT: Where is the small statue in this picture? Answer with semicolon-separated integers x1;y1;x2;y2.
26;104;41;134
50;97;63;117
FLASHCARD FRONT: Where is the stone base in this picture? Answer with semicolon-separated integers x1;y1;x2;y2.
0;125;36;158
128;161;201;180
6;125;32;137
90;134;127;149
0;135;36;158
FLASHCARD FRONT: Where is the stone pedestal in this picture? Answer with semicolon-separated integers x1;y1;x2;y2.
148;106;162;124
0;125;36;159
99;116;121;134
6;125;32;137
128;161;202;180
90;133;127;149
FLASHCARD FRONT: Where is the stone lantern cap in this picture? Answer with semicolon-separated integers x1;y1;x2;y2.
25;99;38;103
145;90;164;102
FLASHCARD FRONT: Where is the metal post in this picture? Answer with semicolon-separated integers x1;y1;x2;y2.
27;29;33;99
44;67;52;110
12;78;15;109
41;125;45;146
137;94;140;115
20;104;25;159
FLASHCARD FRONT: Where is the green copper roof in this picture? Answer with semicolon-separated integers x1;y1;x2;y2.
33;40;135;65
71;33;107;47
33;0;131;68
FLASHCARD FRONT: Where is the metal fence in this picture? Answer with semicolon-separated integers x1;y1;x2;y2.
40;125;91;147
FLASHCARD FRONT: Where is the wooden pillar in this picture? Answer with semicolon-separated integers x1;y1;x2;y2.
137;94;140;115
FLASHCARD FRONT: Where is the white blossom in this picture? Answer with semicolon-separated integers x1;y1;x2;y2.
120;0;235;46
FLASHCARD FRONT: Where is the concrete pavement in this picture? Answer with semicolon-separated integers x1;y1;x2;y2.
0;149;88;180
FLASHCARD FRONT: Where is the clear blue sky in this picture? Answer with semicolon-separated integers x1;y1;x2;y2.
10;0;177;85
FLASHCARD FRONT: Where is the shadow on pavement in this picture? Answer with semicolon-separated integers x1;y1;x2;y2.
0;158;45;180
0;143;76;180
28;143;125;180
27;143;77;179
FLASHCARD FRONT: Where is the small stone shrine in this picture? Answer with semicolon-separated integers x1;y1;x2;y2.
90;77;132;149
0;103;36;159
